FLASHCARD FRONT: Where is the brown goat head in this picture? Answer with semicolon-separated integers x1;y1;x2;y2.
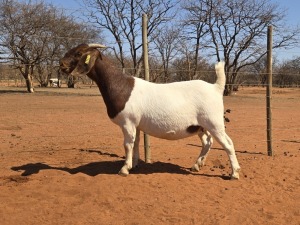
60;43;106;76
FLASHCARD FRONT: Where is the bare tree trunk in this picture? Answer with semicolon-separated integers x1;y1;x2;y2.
21;65;34;93
193;36;200;79
224;84;231;96
135;59;143;78
224;72;239;96
25;75;34;93
224;70;233;96
67;76;76;88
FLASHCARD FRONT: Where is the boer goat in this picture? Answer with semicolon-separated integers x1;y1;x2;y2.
60;44;241;179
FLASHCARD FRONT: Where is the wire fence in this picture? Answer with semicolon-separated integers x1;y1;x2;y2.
0;84;299;159
0;70;299;88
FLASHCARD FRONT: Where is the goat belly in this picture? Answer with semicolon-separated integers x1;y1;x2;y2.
140;127;199;140
137;120;200;140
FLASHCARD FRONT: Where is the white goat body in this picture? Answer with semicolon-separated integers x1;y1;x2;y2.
113;76;224;140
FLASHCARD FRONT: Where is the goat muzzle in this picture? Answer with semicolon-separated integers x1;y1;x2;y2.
59;60;71;74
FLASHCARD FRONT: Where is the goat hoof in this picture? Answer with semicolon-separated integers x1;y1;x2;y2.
118;167;129;176
191;164;200;172
118;171;129;177
230;168;241;180
230;174;239;180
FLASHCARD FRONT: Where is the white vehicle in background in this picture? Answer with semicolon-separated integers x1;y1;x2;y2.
49;78;61;87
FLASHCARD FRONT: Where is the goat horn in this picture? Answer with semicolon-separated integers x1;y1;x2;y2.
88;43;107;48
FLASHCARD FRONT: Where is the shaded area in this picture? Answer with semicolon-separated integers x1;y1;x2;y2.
79;149;120;158
11;148;232;179
11;161;191;176
281;140;300;144
0;89;28;94
0;87;100;96
187;143;264;155
11;161;230;180
11;161;123;176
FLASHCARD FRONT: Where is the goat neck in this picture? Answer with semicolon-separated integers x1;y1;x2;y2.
87;56;135;119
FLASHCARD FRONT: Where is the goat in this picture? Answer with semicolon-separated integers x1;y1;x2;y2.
60;43;241;179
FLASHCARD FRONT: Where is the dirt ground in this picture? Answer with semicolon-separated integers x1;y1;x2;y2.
0;86;299;225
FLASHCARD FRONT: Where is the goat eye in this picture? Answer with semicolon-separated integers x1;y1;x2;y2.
76;52;82;57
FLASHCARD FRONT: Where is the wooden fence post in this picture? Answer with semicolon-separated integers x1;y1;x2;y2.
266;25;273;156
142;14;151;163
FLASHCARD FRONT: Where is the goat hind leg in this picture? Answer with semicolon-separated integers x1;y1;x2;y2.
212;131;241;179
191;130;213;172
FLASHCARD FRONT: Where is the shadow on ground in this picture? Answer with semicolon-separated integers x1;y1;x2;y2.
0;89;28;94
11;159;230;180
187;143;264;155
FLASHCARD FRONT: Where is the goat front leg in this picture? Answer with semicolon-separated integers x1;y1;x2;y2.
132;129;140;168
119;125;136;176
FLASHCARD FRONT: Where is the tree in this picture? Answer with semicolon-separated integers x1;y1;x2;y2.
82;0;178;77
183;0;299;95
250;56;268;86
181;0;211;79
152;26;180;83
275;57;300;87
0;0;51;92
210;0;299;95
0;0;100;91
172;40;195;81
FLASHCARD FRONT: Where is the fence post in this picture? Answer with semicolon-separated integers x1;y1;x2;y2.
266;25;273;156
142;14;151;163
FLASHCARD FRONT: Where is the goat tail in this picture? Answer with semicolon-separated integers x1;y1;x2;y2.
214;61;226;94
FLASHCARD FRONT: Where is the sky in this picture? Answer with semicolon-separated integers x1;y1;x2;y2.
45;0;82;12
279;0;300;26
44;0;300;60
273;0;300;59
46;0;300;24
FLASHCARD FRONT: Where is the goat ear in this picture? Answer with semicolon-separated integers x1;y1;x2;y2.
71;50;99;77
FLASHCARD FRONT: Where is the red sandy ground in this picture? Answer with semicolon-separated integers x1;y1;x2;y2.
0;86;299;225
